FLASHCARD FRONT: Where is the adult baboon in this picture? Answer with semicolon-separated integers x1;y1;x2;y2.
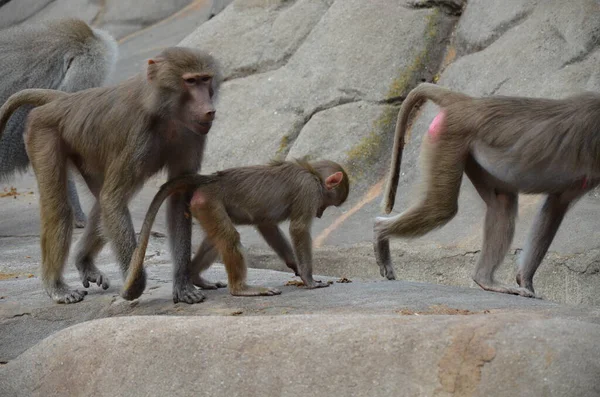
0;18;118;227
0;46;221;304
374;82;600;298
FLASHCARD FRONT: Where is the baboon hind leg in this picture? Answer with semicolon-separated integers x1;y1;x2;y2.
190;237;227;289
28;128;86;303
373;137;466;280
190;192;280;297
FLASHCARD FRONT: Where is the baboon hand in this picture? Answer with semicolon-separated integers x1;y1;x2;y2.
230;285;282;296
80;266;110;290
49;282;88;304
303;279;330;289
173;283;206;304
192;275;227;290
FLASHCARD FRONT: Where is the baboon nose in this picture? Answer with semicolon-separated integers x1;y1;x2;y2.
206;110;216;121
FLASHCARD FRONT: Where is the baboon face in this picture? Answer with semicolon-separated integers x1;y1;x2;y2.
178;72;217;135
146;47;220;136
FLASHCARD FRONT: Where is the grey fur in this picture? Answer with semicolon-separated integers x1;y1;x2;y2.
0;18;118;227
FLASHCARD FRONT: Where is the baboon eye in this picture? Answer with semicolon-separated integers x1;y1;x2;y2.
200;75;211;83
184;77;197;85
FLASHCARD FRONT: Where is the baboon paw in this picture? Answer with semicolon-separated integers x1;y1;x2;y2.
173;285;206;304
304;280;330;289
50;286;88;304
377;263;396;280
81;270;110;290
231;286;282;296
192;276;227;290
474;280;539;299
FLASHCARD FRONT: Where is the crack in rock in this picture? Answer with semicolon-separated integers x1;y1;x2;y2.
405;0;467;16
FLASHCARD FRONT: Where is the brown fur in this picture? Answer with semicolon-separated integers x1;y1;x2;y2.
375;82;600;298
0;47;221;304
122;159;349;300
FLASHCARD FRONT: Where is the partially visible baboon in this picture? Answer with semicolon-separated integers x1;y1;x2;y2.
0;18;118;228
0;46;221;304
121;159;349;301
374;82;600;298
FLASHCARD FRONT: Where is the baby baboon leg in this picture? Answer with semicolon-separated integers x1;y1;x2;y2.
74;202;109;290
190;237;226;289
289;219;329;289
191;194;280;297
516;193;573;294
256;224;299;276
29;129;86;303
67;176;87;228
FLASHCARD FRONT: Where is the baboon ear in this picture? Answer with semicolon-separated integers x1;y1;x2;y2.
325;171;344;190
146;57;164;81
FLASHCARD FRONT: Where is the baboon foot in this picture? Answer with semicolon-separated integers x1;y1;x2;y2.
79;265;110;290
192;275;227;290
74;213;87;228
473;278;539;299
173;283;206;304
372;233;396;280
303;279;330;289
515;273;535;295
230;285;282;296
47;281;88;304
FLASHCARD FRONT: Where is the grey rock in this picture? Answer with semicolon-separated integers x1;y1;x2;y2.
0;0;54;29
24;0;101;27
183;0;457;172
1;311;599;396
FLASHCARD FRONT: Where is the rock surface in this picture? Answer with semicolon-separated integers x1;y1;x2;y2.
2;309;600;397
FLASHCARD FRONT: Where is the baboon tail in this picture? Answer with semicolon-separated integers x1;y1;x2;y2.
121;173;216;301
381;83;470;213
0;89;67;137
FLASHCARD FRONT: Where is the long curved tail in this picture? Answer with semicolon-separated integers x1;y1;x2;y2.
0;89;67;137
381;83;471;213
121;173;216;300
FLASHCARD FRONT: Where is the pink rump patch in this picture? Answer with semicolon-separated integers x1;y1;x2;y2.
427;111;446;142
191;190;207;208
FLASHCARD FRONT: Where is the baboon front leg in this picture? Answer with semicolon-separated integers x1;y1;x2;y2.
373;138;465;280
256;224;300;276
470;191;536;296
28;129;86;303
465;160;537;298
74;202;109;290
289;219;329;289
67;175;87;228
190;237;227;289
516;193;574;295
167;187;206;304
191;193;281;297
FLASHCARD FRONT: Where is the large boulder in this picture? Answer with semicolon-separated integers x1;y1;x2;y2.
1;311;599;396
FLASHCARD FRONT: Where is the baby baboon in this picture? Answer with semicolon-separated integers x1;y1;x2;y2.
0;46;221;304
0;18;118;228
121;159;349;301
374;82;600;298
